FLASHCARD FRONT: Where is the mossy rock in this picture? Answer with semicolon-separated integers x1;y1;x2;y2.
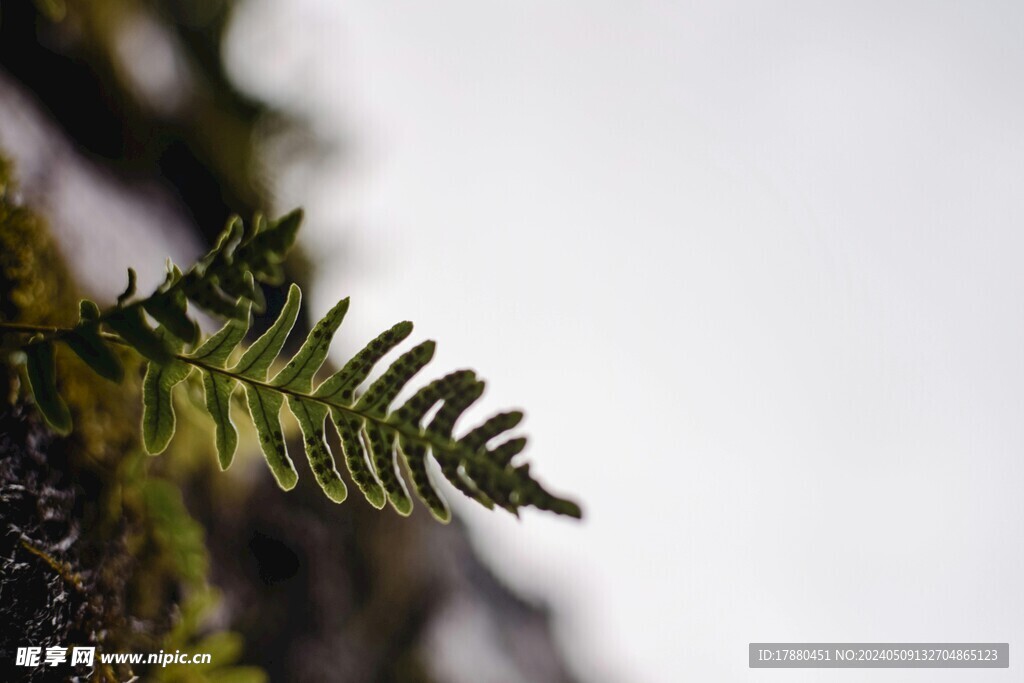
0;155;256;682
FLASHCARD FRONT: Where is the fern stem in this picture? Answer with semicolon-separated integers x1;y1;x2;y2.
0;320;453;455
1;313;579;517
0;321;67;335
0;321;469;463
176;346;467;461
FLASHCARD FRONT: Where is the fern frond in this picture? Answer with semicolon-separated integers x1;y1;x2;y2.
1;210;582;520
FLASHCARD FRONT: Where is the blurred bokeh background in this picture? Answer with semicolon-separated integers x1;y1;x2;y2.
2;1;1023;682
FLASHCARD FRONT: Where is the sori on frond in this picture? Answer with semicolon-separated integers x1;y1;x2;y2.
2;210;581;521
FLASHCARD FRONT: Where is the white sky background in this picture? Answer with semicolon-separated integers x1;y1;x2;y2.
225;2;1024;681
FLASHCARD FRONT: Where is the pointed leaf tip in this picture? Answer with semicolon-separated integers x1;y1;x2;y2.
271;296;349;391
233;283;301;381
78;299;100;322
117;267;137;306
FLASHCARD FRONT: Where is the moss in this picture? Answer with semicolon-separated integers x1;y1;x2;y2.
0;154;256;681
0;156;73;328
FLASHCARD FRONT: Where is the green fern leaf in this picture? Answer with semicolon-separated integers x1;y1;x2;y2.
460;410;524;451
188;278;245;320
346;340;436;515
488;437;528;467
363;422;413;515
78;298;101;321
423;376;483;438
231;285;303;488
190;306;250;366
398;438;449;522
426;380;495;509
288;397;347;502
195;215;243;274
24;340;71;435
355;340;436;414
240;209;302;282
263;296;353;501
189;310;250;469
144;288;198;344
202;371;239;470
142;329;191;455
312;321;413;402
329;410;386;508
216;268;260;307
65;328;123;382
107;306;173;364
232;283;300;380
117;267;137;306
244;384;298;490
390;370;478;521
271;297;349;391
392;369;476;428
